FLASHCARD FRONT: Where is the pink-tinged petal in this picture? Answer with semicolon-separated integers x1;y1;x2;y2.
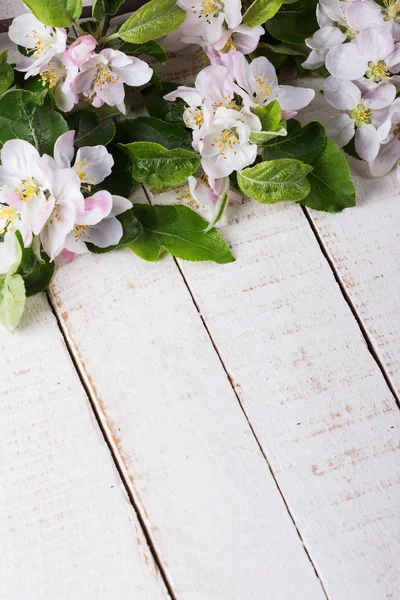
324;77;360;110
306;26;346;50
66;35;97;67
113;56;153;86
363;82;396;109
96;79;125;107
326;114;355;146
389;21;400;42
326;43;367;79
223;0;242;29
203;12;225;44
369;137;400;175
63;230;89;255
87;216;123;248
91;95;105;108
274;85;315;111
231;24;263;55
355;123;380;161
346;1;382;32
74;146;114;185
57;248;76;263
78;190;113;225
188;175;219;207
164;86;202;107
357;26;394;62
302;49;326;70
0;187;24;211
109;195;131;217
54;82;79;113
320;0;344;22
54;130;75;168
1;139;40;178
386;42;400;72
72;68;96;94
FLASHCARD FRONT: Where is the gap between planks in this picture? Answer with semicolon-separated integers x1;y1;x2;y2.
44;288;177;600
301;206;400;412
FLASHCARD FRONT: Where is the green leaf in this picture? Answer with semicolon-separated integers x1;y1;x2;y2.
31;94;69;155
237;158;312;204
120;141;200;190
119;40;167;63
243;0;286;26
67;110;116;148
253;41;307;69
0;273;26;330
100;143;133;197
263;120;326;163
23;0;82;26
119;0;186;44
87;207;143;253
93;0;125;20
0;49;8;65
0;63;14;95
250;102;287;144
16;245;54;297
116;117;192;150
300;137;356;212
142;83;186;123
266;0;318;43
129;204;235;264
0;90;43;148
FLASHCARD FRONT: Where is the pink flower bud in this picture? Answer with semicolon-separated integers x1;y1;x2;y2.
66;35;97;67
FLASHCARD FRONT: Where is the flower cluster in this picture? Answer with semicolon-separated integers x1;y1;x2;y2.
0;134;131;261
165;50;315;223
304;0;400;174
165;0;264;63
10;12;153;114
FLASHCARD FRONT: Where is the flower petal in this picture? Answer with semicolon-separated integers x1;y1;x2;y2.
324;76;360;110
369;137;400;175
74;146;114;185
355;123;380;161
363;82;396;109
326;113;355;147
87;216;123;248
326;43;367;79
109;195;132;217
357;26;394;62
54;131;75;168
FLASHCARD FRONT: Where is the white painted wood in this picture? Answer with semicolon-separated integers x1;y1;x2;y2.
48;185;327;600
0;275;168;598
296;78;400;400
145;188;400;600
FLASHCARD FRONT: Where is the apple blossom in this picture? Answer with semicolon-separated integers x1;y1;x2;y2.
39;53;79;112
198;106;261;179
188;174;241;231
72;48;153;114
66;35;98;67
9;13;67;78
369;97;400;175
63;191;131;254
303;26;347;70
346;0;400;41
178;0;242;45
231;52;315;116
326;25;400;80
324;76;396;160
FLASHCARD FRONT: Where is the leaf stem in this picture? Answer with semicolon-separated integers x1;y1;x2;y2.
98;31;120;45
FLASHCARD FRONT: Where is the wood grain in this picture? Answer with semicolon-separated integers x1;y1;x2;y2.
48;187;327;600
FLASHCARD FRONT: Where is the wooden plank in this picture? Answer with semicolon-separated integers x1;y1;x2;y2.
0;263;168;597
296;78;400;402
48;185;327;600
146;185;400;600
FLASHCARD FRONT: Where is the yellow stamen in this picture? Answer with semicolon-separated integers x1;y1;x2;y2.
14;177;40;202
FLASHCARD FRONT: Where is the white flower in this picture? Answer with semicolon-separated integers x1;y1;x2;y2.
199;107;261;178
303;26;347;70
51;130;114;187
63;191;131;253
188;174;241;230
324;76;396;160
326;25;400;80
72;48;153;114
178;0;242;45
9;13;67;78
369;97;400;175
231;51;315;116
346;0;400;41
39;53;79;112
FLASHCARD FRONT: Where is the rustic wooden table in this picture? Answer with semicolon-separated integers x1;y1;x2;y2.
1;1;400;599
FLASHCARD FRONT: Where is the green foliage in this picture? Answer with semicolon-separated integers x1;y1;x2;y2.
16;234;54;297
142;83;186;123
120;141;200;189
119;0;186;44
250;101;287;144
263;120;326;163
243;0;286;26
0;90;68;154
129;204;235;263
100;143;134;197
23;0;82;26
266;0;318;43
116;116;192;150
67;110;116;148
119;40;167;63
300;137;356;212
93;0;125;20
237;158;312;203
253;42;307;70
0;234;25;330
0;50;14;94
87;207;143;253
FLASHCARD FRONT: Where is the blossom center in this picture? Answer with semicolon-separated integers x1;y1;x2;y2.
196;0;224;20
349;103;371;126
26;29;45;58
366;60;390;82
75;158;96;183
0;206;16;234
384;0;400;21
96;63;120;90
214;127;240;157
40;62;66;88
254;73;275;103
74;225;90;241
15;177;40;202
221;36;237;53
185;107;204;128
